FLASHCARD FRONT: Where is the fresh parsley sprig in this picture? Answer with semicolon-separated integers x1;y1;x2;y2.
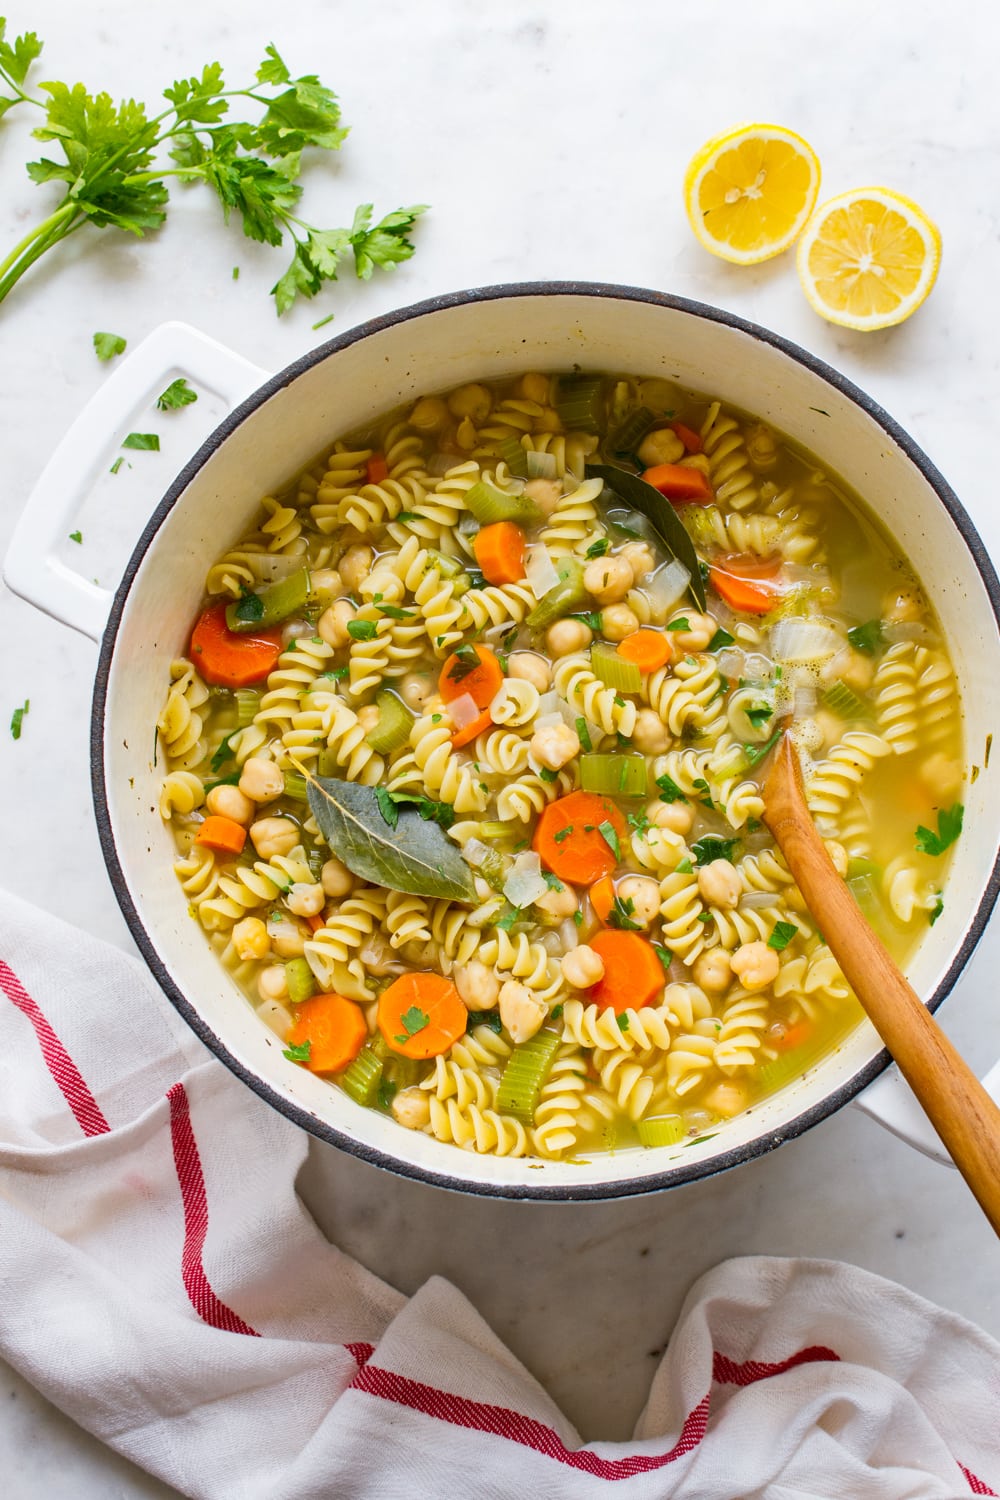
0;24;426;314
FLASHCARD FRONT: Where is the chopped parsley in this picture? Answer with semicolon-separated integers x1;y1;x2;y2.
691;777;714;809
691;835;738;867
377;604;414;620
312;313;334;330
93;331;126;361
538;766;558;784
384;790;456;830
496;908;521;933
598;820;621;861
617;1013;630;1032
466;1010;503;1034
543;872;565;892
377;1078;398;1111
570;611;603;632
627;809;650;836
9;699;29;740
572;910;583;928
653;944;672;969
553;825;574;844
847;619;884;656
585;538;609;559
68;529;82;543
346;618;378;641
394;1005;429;1044
375;785;398;828
745;703;773;730
608;895;641;931
915;803;964;857
707;627;735;652
767;920;798;952
667;617;689;632
447;644;481;682
929;893;944;926
156;377;198;410
676;857;693;874
396;511;419;523
283;1040;312;1063
109;457;124;475
575;717;592;752
743;725;783;769
550;1003;564;1020
656;773;688;804
121;431;160;451
233;591;265;624
209;729;241;772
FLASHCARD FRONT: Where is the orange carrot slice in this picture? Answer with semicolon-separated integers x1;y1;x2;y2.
589;874;615;925
194;815;247;855
669;420;703;453
533;790;626;885
366;454;389;484
642;463;713;505
474;521;527;586
438;645;504;710
287;993;367;1074
587;931;665;1013
377;973;468;1059
616;629;672;674
190;602;283;688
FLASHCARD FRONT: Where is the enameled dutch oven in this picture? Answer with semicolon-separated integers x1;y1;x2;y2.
7;282;1000;1200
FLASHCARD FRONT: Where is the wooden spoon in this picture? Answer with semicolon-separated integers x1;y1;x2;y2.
762;732;1000;1238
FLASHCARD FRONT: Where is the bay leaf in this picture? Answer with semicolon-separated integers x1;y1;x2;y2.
586;463;707;612
305;773;476;902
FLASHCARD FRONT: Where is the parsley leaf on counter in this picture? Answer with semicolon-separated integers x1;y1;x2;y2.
156;377;198;410
122;432;160;451
93;331;126;360
0;32;426;314
9;698;29;739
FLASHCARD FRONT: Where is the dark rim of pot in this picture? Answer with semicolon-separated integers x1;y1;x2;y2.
91;280;1000;1202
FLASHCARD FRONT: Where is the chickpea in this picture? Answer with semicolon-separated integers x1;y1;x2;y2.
667;611;717;653
561;945;605;988
268;915;308;959
507;652;551;693
408;395;449;433
357;704;381;734
632;708;672;755
447;382;492;422
392;1086;431;1130
232;916;270;962
239;757;285;804
281;618;310;646
249;816;299;859
256;997;294;1041
258;964;289;1002
498;980;547;1044
616;875;660;929
583;554;632;606
399;673;434;712
547;618;592;656
455;960;500;1011
883;586;924;624
697;860;742;909
205;784;254;824
535;881;578;919
637;426;685;467
309;567;343;600
523;476;563;518
530;722;580;771
317;598;357;649
455;416;478;451
619;540;656;585
822;647;874;693
321;857;354;898
339;544;373;593
703;1080;750;1118
692;948;733;995
517;372;551;405
647;799;695;836
534;407;563;433
600;604;640;642
731;941;780;992
286;882;326;918
824;839;849;878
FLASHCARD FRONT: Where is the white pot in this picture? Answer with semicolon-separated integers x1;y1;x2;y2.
7;284;1000;1200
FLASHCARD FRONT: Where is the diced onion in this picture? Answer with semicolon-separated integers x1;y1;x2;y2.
794;682;817;718
503;851;550;909
558;916;579;951
447;692;481;730
535;712;564;729
524;543;561;601
647;558;691;616
427;453;455;477
535;690;561;716
526;450;557;480
461;837;491;870
716;648;744;680
740;891;776;911
770;618;842;662
882;621;936;645
458;513;479;535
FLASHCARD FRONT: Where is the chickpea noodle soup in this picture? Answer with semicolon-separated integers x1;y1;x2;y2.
158;370;963;1161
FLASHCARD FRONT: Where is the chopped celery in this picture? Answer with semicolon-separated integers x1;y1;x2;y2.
498;435;530;478
384;1054;421;1090
426;548;467;580
477;848;509;893
636;1115;684;1147
590;643;642;695
340;1045;383;1106
846;856;880;880
526;449;557;480
306;846;325;881
235;688;260;726
317;748;339;778
282;772;308;801
847;873;880;918
555;376;604;434
526;556;587;629
758;1043;827;1094
823;680;869;719
496;1030;562;1123
609;406;655;460
366;688;416;755
226;566;311;632
285;957;317;1006
580;753;647;798
465;480;541;527
478;820;519;840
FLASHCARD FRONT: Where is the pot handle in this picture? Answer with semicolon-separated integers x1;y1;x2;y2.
854;1057;1000;1165
3;321;270;642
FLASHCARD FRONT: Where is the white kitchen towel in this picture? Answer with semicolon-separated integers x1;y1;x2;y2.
0;885;997;1500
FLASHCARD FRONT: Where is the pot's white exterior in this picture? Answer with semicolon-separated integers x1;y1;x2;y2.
11;286;1000;1198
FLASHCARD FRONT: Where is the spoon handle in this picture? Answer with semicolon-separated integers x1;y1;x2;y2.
764;736;1000;1238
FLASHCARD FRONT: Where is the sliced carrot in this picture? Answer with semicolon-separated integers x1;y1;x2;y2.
306;912;326;933
451;706;493;749
774;1020;811;1052
709;557;781;615
286;994;367;1074
642;462;713;505
616;628;672;674
366;453;389;484
474;521;526;586
590;874;615;925
533;790;627;885
195;815;247;855
438;644;504;710
377;972;468;1060
190;602;283;688
669;420;703;453
587;931;665;1014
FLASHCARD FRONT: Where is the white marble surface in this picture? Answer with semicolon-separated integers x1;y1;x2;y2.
2;0;1000;1492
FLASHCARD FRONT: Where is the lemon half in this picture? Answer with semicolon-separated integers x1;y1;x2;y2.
796;187;942;331
684;123;821;265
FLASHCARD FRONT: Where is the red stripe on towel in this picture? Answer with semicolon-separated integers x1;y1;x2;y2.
349;1366;709;1477
167;1082;259;1337
960;1464;998;1495
0;960;110;1137
712;1345;840;1386
346;1342;375;1367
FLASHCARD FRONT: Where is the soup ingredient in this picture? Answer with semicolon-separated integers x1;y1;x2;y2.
378;973;467;1060
587;931;665;1013
914;803;963;857
533;791;627;884
525;556;588;630
796;187;942;331
590;643;642;695
9;698;28;740
642;464;713;505
709;560;781;615
365;689;416;755
93;331;126;360
225;568;311;633
339;1044;384;1106
286;993;367;1073
586;465;706;610
305;772;477;901
683;122;821;265
439;645;504;710
579;754;648;798
189;603;283;687
194;814;248;855
616;629;672;674
474;521;527;586
636;1116;685;1147
0;26;426;315
464;481;541;528
496;1030;562;1122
